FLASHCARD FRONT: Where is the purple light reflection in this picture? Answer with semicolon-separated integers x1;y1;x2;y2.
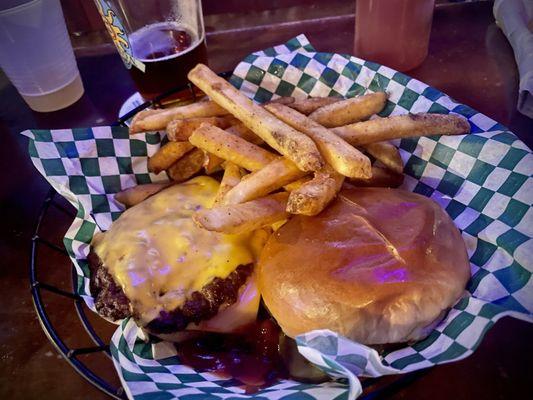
128;271;147;287
158;264;171;275
373;267;408;283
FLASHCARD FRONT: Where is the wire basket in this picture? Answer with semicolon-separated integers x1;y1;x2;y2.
29;74;426;399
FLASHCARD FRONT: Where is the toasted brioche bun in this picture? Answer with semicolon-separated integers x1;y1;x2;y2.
258;188;470;345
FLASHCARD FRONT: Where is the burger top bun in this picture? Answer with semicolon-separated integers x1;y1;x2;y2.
258;188;470;345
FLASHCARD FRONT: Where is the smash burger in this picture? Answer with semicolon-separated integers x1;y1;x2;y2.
89;176;267;337
89;177;470;348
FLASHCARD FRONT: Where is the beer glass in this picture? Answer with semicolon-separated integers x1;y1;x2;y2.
94;0;207;100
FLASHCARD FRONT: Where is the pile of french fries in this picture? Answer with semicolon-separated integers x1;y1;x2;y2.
119;64;470;234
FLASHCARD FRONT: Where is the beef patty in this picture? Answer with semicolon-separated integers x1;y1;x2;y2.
88;249;253;334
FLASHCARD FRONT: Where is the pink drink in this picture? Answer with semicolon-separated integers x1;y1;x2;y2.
354;0;435;71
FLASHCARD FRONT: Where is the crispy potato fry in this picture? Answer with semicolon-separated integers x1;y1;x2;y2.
332;113;470;146
288;97;342;115
166;116;235;141
286;168;344;216
264;103;372;179
147;141;194;174
225;123;264;145
347;166;404;188
309;92;388;127
130;100;229;133
188;64;324;172
166;148;205;182
263;96;295;106
283;176;312;192
115;181;174;208
214;162;243;205
189;124;277;171
193;192;290;234
363;141;403;174
203;152;224;174
223;158;306;205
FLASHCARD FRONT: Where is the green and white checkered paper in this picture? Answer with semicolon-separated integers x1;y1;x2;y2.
22;35;532;399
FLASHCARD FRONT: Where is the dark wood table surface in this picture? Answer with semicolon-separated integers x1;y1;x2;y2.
0;2;531;399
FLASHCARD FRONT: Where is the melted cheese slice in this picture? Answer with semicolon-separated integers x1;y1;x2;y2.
93;176;260;325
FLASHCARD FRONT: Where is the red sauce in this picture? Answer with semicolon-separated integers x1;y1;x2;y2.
176;319;287;391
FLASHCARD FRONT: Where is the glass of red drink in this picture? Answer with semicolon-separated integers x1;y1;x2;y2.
94;0;207;100
354;0;435;72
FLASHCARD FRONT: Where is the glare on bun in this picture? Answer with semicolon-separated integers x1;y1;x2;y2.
258;187;470;345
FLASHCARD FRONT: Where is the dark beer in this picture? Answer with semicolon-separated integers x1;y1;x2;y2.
129;22;208;100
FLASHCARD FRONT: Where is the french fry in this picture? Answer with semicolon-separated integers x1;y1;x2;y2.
214;162;243;205
189;124;277;172
223;158;306;205
283;176;312;192
225;123;264;145
193;192;290;234
332;113;470;146
203;152;224;174
288;97;342;115
347;166;404;188
130;100;229;133
188;64;324;172
309;92;388;127
286;168;345;216
166;116;235;141
264;103;372;179
115;181;174;208
167;148;205;182
263;96;295;106
147;141;194;174
363;141;403;174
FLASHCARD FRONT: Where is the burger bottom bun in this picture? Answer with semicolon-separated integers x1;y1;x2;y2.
258;188;470;345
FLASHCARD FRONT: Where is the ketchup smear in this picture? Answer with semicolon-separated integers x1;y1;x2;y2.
176;319;287;392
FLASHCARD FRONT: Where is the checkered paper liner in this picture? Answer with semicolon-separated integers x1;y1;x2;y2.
22;35;532;399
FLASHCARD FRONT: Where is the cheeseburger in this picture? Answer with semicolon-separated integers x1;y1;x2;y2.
89;176;266;336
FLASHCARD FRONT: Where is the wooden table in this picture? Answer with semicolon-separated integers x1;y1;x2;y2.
0;2;530;399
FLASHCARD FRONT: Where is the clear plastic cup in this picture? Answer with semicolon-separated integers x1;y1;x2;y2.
0;0;84;112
